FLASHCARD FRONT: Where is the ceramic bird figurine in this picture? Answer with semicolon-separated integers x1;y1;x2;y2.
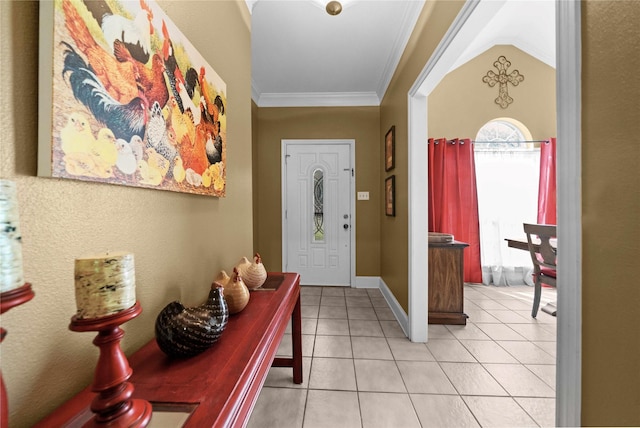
215;270;232;288
218;268;249;315
236;253;267;290
155;284;229;358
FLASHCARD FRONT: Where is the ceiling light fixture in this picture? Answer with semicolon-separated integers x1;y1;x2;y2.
326;0;342;16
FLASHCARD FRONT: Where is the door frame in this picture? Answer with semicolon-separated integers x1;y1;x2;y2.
407;1;581;426
281;139;356;287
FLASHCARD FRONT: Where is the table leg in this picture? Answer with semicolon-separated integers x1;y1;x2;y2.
291;295;303;384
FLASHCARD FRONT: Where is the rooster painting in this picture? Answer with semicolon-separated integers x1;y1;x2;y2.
42;0;228;197
62;42;148;142
82;0;154;65
63;0;140;105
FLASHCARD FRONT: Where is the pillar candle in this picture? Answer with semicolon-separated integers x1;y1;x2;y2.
74;252;136;319
0;180;25;293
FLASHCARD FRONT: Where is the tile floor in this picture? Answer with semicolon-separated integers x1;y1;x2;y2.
247;284;557;428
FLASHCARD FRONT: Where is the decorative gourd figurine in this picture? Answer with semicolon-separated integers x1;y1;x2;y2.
220;268;250;314
237;253;267;290
155;284;229;358
215;270;232;288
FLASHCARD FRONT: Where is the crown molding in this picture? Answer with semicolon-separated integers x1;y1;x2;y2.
255;92;380;107
376;1;426;98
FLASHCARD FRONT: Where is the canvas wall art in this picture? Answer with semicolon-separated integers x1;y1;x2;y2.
385;175;395;217
38;0;227;197
384;125;395;172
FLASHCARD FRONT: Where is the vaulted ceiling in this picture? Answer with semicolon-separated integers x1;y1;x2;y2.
248;0;555;107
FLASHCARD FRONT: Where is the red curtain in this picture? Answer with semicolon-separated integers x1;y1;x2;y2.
428;138;482;283
537;138;557;225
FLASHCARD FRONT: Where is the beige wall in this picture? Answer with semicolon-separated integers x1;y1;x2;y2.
581;1;640;425
2;0;638;425
429;45;556;139
379;0;640;424
379;1;465;311
254;106;381;276
0;1;252;426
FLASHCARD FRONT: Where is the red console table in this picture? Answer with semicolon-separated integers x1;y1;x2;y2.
35;272;302;428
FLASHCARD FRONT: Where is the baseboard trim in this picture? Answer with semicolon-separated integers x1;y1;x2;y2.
354;276;380;289
378;278;410;338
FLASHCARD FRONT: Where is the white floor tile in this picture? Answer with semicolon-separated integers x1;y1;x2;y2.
397;361;457;394
346;296;373;307
247;387;306;428
264;357;312;388
351;336;393;360
321;296;346;307
426;339;476;362
411;394;480;428
302;305;319;319
313;335;352;358
379;320;406;337
387;337;435;361
349;319;384;337
346;306;377;320
525;363;557;389
249;284;557;427
301;286;322;296
508;323;557;341
446;323;492;340
316;318;350;336
483;363;556;397
459;340;519;364
318;305;348;319
354;359;406;392
428;324;457;339
359;392;421;428
463;395;538;427
515;397;556;428
303;390;361;428
439;362;508;396
497;340;556;365
476;323;528;341
309;357;357;391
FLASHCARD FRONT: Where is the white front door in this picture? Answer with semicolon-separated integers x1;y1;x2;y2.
283;141;352;286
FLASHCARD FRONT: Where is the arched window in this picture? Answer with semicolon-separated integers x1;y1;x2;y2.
474;118;533;151
473;118;539;286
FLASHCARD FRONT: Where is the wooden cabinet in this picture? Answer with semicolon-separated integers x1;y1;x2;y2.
428;241;469;325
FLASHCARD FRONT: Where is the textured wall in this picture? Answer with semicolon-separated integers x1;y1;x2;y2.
581;1;640;425
0;1;252;426
254;106;381;277
379;1;465;311
429;45;556;139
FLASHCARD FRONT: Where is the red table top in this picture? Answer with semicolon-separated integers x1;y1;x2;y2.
35;272;301;428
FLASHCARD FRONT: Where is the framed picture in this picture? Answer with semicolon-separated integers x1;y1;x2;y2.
38;0;227;197
384;126;395;172
385;175;395;217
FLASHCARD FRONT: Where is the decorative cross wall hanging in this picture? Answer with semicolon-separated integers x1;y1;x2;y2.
482;56;524;109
